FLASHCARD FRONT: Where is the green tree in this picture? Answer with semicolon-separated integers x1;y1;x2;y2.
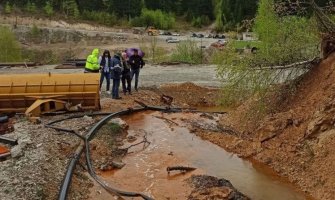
5;2;11;14
254;0;279;56
216;0;319;107
0;26;21;62
26;1;37;14
44;1;54;16
63;0;80;18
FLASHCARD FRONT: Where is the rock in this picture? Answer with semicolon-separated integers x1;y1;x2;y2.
127;135;137;143
11;146;24;158
100;164;112;171
83;115;93;122
108;118;129;130
111;160;125;169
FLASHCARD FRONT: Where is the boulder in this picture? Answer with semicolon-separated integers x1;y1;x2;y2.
108;118;129;130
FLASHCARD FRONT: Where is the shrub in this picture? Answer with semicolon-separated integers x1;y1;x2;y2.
30;24;41;38
81;10;118;26
192;15;211;28
171;40;203;64
5;2;11;14
108;123;122;134
131;9;175;29
44;1;54;16
26;1;37;14
0;26;21;62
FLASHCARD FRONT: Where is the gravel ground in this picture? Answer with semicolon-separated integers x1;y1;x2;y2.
0;64;220;88
0;116;95;200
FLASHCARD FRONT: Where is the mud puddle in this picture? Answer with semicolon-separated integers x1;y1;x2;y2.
92;111;310;200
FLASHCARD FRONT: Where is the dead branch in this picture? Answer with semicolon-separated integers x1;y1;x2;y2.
167;166;196;174
154;116;179;126
119;132;150;155
255;57;319;70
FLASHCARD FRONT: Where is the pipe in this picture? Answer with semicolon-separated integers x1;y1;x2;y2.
0;135;18;145
57;143;85;200
56;104;213;200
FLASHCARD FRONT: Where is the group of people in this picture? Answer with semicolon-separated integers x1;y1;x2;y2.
84;48;145;99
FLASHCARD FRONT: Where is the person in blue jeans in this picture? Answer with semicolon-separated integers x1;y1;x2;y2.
99;50;112;94
128;49;145;92
111;53;123;99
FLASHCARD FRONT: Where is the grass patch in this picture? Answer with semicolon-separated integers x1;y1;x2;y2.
108;123;122;135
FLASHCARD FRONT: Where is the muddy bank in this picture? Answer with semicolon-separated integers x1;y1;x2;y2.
197;54;335;200
89;111;309;200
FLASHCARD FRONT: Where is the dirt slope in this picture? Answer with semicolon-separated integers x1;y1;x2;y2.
196;54;335;200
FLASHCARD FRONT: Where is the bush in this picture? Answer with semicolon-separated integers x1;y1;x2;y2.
5;2;11;14
44;1;54;16
0;26;21;62
131;9;175;29
26;1;37;14
171;40;203;64
108;123;122;134
192;15;211;28
81;10;118;26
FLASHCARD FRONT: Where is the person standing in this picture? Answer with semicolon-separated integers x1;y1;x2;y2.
121;52;132;95
111;53;123;99
84;48;100;73
99;50;112;94
128;49;145;92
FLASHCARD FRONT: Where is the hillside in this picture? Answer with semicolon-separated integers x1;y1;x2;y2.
195;53;335;199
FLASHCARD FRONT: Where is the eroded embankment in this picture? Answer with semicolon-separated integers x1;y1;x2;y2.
196;54;335;200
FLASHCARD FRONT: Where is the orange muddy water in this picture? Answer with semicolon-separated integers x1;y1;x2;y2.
92;111;310;200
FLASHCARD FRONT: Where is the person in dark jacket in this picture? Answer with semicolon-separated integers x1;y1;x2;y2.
111;53;123;99
121;52;132;95
99;50;112;94
128;49;145;92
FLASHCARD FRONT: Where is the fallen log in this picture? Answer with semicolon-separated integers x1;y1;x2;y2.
167;166;197;174
255;57;319;70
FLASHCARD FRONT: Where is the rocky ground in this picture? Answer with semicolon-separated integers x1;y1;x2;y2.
0;83;221;200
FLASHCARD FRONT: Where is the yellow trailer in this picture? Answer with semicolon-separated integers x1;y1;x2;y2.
0;73;100;116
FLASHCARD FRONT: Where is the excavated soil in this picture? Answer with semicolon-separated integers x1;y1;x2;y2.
192;54;335;200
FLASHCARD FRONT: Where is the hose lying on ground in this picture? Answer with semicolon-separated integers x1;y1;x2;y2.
49;105;181;200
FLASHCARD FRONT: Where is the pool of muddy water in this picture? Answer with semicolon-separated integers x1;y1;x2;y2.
95;111;310;200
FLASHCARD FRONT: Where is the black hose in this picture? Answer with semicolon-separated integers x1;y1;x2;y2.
56;105;196;200
45;112;113;140
57;143;85;200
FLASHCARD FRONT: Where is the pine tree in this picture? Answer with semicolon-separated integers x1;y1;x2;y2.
44;1;54;16
5;1;11;14
63;0;80;18
26;1;37;14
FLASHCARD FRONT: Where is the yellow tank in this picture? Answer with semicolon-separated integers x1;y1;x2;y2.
0;73;100;115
